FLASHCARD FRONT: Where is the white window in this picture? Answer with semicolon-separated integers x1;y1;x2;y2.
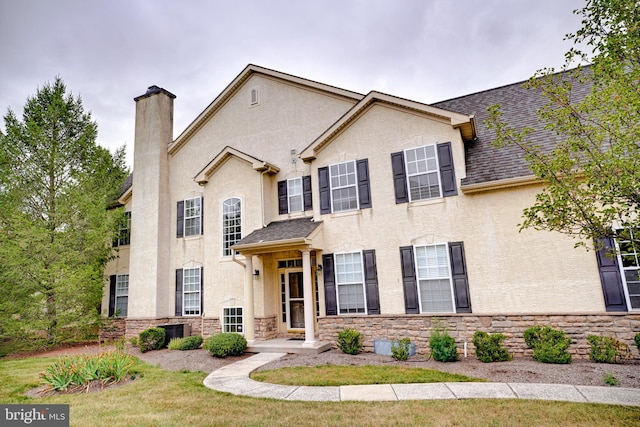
415;244;455;313
223;307;244;333
329;161;358;212
287;177;303;213
115;274;129;317
335;252;366;314
183;268;201;316
405;145;441;201
223;197;241;256
116;211;131;246
617;229;640;310
184;197;202;237
250;88;259;105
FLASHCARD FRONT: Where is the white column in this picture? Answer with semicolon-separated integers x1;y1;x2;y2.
302;249;316;344
244;256;255;343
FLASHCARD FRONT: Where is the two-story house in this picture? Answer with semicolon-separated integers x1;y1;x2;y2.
104;64;639;355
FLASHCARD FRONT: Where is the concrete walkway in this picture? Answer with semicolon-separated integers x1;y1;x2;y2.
203;353;640;406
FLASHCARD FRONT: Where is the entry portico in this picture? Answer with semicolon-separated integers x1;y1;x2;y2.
232;218;323;345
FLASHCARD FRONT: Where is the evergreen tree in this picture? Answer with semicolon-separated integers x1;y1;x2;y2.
0;77;128;346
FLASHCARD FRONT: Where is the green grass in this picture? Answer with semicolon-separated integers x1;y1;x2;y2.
1;355;639;427
250;364;483;386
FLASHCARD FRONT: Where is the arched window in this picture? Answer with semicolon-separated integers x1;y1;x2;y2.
222;197;241;256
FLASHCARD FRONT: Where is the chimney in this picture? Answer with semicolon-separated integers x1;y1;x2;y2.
128;86;176;318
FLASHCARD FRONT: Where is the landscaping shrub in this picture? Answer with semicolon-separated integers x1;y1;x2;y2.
472;331;512;363
168;335;203;351
41;352;135;391
523;325;572;364
429;322;458;362
635;333;640;352
138;327;166;353
391;338;412;361
337;328;363;355
204;333;247;357
587;335;631;364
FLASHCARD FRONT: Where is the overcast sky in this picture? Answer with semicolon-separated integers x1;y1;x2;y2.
1;0;585;167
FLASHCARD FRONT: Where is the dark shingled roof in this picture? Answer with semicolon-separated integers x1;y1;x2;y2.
234;218;321;247
432;68;592;186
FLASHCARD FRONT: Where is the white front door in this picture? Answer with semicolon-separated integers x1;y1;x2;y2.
287;270;305;329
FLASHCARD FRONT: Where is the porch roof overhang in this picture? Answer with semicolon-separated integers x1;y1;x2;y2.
231;218;323;255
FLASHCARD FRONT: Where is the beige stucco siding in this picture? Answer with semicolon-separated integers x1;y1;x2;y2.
310;103;605;315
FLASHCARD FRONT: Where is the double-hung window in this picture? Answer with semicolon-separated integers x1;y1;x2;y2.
617;229;640;309
177;197;203;238
114;211;131;246
335;252;366;314
182;268;202;316
278;176;312;214
287;178;303;213
108;274;129;317
391;142;457;203
415;244;454;312
223;197;241;256
184;197;202;236
405;145;441;200
318;159;371;214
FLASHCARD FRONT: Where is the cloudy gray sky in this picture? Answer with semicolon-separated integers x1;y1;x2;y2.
1;0;585;167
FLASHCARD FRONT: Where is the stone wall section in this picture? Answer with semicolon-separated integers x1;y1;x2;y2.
317;313;640;359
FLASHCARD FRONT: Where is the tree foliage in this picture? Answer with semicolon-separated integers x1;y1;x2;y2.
485;0;640;248
0;77;128;346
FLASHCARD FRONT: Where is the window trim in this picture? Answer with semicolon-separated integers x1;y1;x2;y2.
329;160;359;213
114;274;129;317
334;251;367;315
615;229;640;311
287;177;303;213
222;306;244;333
222;197;242;257
182;267;202;316
404;144;443;202
414;243;456;314
184;197;202;237
116;211;131;246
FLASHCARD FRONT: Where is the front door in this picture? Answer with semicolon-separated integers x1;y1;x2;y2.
288;271;305;329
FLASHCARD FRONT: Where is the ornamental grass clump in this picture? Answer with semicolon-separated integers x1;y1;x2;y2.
391;338;413;361
40;352;135;392
587;335;631;364
204;333;247;358
523;325;572;364
472;331;512;363
337;328;363;355
168;335;203;351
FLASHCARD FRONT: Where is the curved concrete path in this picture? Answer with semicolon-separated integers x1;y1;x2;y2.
203;353;640;406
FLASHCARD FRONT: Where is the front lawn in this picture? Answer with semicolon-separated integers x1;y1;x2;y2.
1;355;637;427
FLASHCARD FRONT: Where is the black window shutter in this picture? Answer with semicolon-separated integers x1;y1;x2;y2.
391;151;409;204
200;197;204;234
399;246;419;313
176;200;184;238
175;269;183;316
448;241;472;313
356;159;372;209
322;254;337;315
596;237;628;311
362;249;380;314
437;142;457;197
108;275;116;317
318;167;331;214
303;175;313;211
200;267;204;314
278;181;288;214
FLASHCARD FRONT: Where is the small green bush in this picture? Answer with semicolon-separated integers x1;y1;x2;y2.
41;352;135;391
391;338;412;361
472;331;512;363
603;372;618;386
587;335;631;364
204;333;247;358
337;328;363;355
634;333;640;352
168;335;203;351
138;327;166;353
523;325;572;364
429;322;458;362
